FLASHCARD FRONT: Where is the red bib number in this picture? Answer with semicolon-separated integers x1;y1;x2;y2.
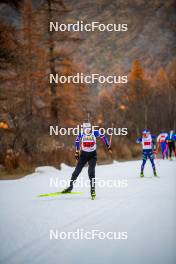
83;142;95;148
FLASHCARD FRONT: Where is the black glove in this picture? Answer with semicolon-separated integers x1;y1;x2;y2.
75;151;80;160
107;145;112;152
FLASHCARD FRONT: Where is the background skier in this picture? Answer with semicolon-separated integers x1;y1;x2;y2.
62;122;112;199
136;130;157;177
157;131;168;159
166;130;176;160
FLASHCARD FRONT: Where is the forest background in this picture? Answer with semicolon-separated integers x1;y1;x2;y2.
0;0;175;174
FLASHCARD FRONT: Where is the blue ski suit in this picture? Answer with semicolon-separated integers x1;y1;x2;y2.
136;133;156;173
68;130;109;194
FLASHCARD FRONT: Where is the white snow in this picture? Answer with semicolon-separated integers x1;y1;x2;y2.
0;160;176;264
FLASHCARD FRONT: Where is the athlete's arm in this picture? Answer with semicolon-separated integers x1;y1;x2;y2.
156;134;161;142
94;130;111;150
75;133;82;151
173;134;176;141
136;137;142;143
151;135;157;150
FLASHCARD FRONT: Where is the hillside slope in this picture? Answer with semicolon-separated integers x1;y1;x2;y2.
0;0;175;77
0;160;176;264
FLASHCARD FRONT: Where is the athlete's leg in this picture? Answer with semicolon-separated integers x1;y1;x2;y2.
149;151;156;174
88;152;97;194
141;151;147;173
65;152;88;192
168;142;172;158
160;143;165;159
165;142;169;159
170;142;176;158
173;142;176;157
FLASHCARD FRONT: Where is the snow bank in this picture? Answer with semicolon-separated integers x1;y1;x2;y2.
0;160;175;264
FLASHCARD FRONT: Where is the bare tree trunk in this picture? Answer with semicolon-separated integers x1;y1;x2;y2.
144;105;148;129
27;12;33;116
47;0;57;96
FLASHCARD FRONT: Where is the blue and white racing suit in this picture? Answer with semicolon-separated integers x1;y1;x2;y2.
136;133;156;172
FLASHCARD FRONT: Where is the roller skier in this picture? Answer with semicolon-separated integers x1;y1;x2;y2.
136;130;157;177
157;131;168;159
62;122;112;199
166;130;176;160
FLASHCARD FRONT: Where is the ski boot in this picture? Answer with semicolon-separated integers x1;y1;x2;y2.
140;171;144;178
61;186;72;194
91;191;96;200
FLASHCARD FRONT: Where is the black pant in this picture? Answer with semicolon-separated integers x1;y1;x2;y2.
168;141;176;158
69;150;97;193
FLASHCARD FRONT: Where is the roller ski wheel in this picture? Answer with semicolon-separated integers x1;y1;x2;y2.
91;192;96;200
140;172;144;178
61;187;72;194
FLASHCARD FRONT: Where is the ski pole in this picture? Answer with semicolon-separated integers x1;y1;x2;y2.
109;123;114;147
154;150;160;166
163;143;168;158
